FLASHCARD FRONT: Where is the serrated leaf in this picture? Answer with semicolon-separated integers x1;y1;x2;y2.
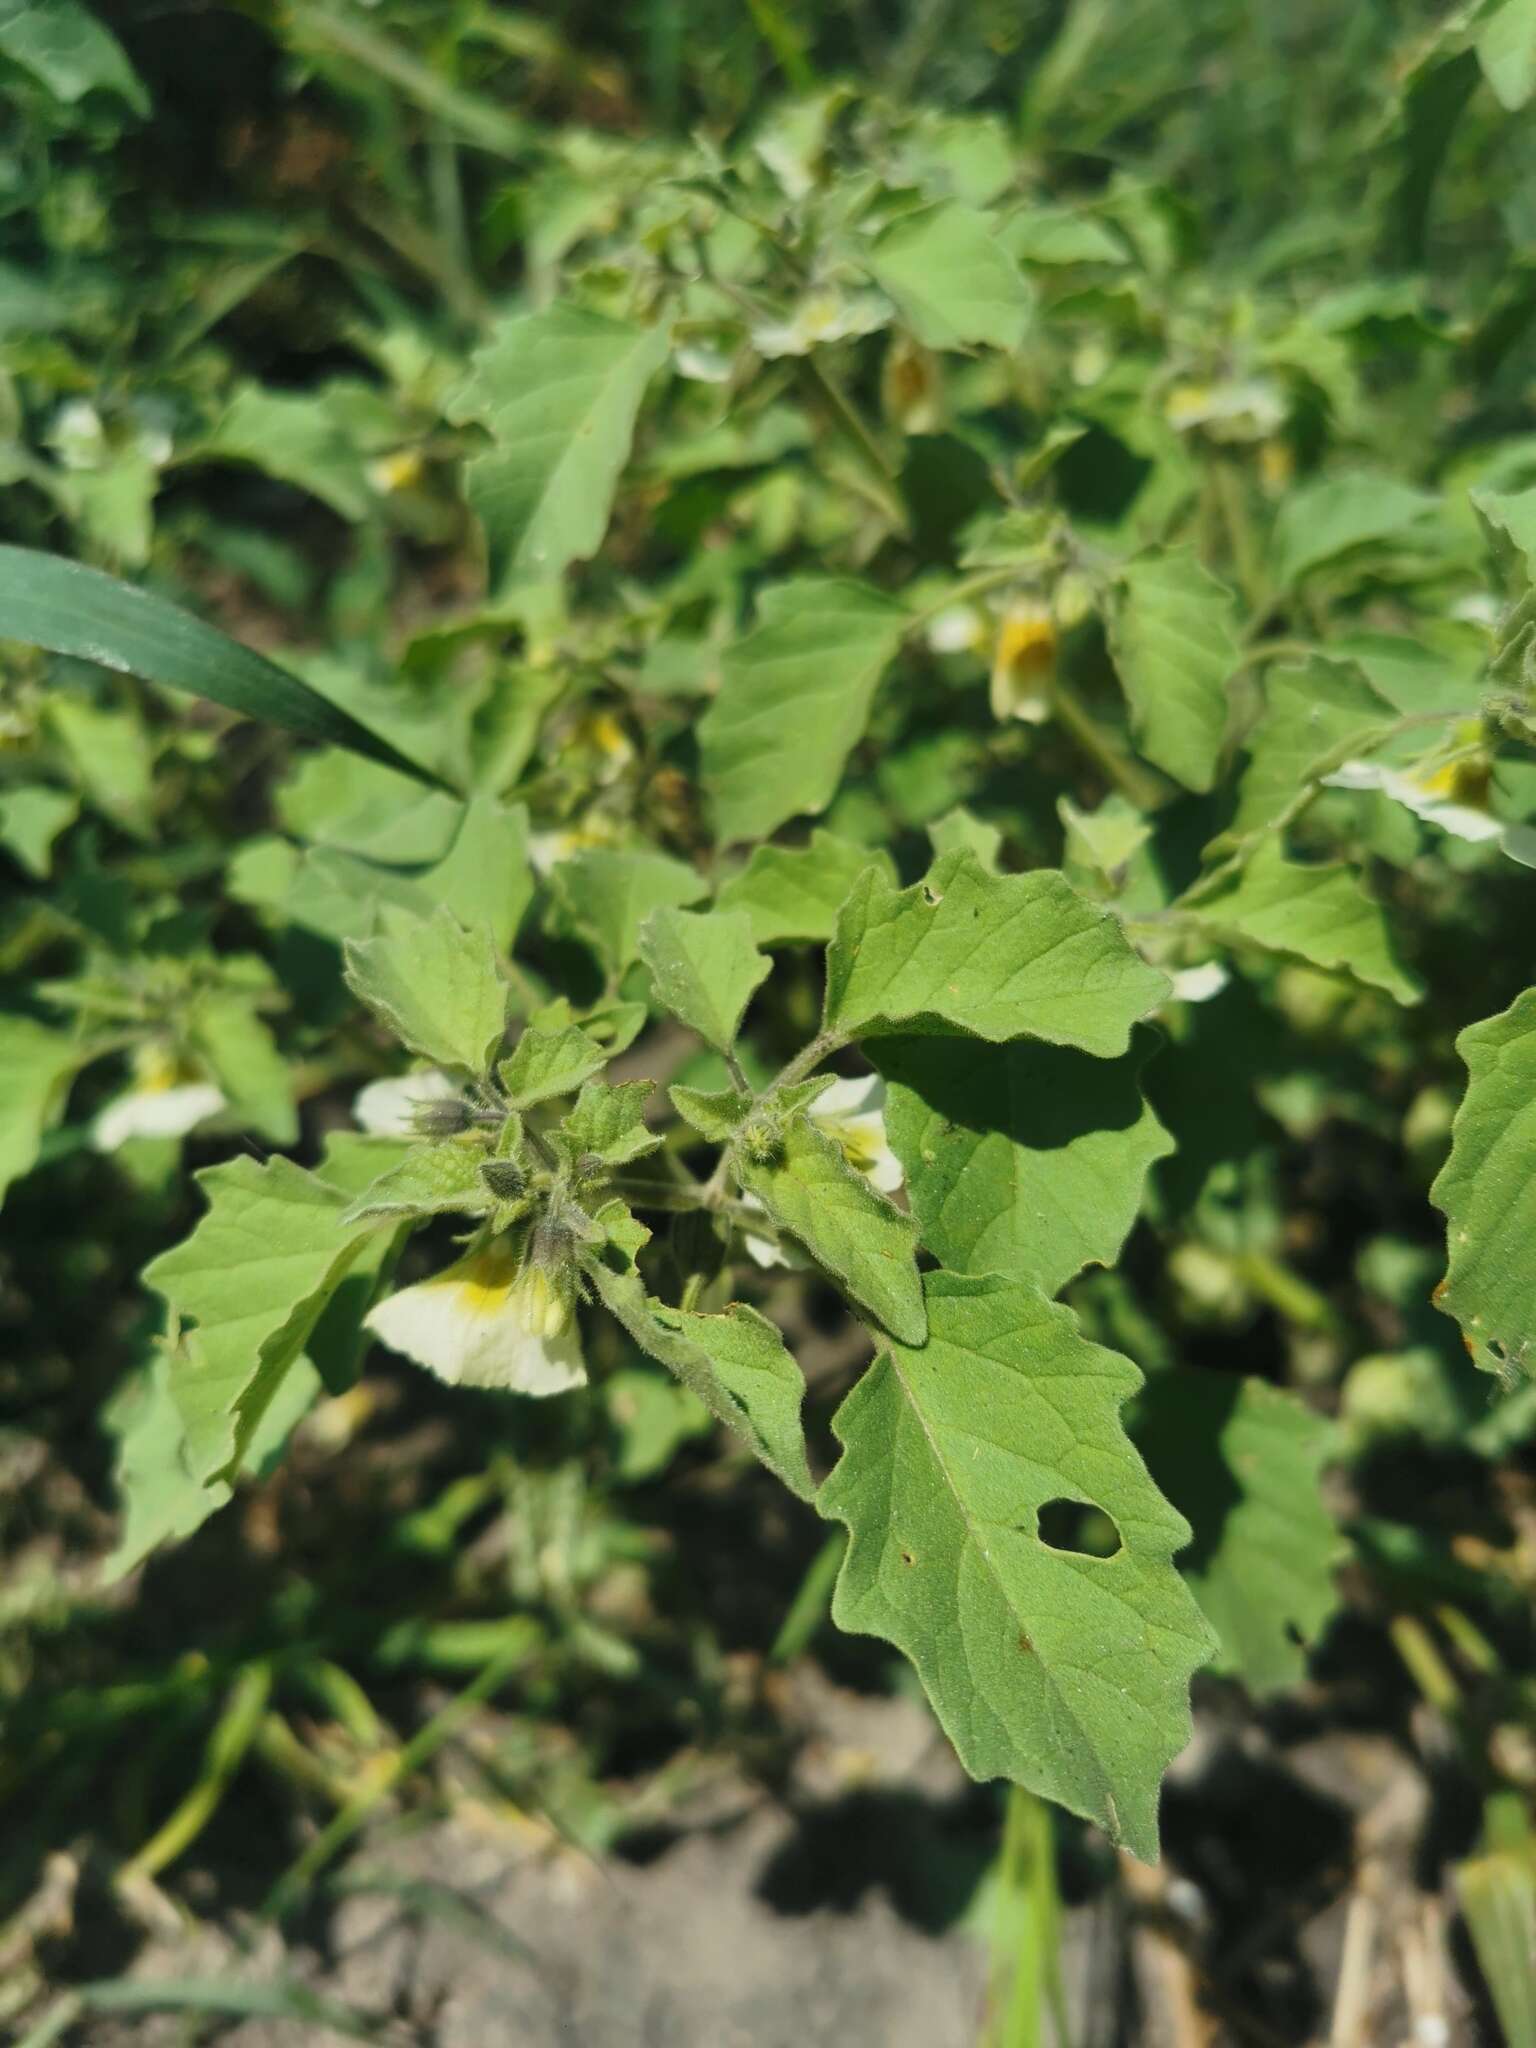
144;1158;370;1482
583;1258;812;1498
735;1113;925;1344
305;1133;415;1394
552;846;707;974
0;546;433;782
340;1141;494;1226
556;1079;658;1165
0;1015;80;1206
1270;474;1441;588
1228;657;1394;842
928;805;1003;871
639;906;770;1053
446;306;669;586
1058;794;1151;882
1110;546;1239;793
498;1022;607;1107
1186;841;1420;1002
876;1034;1173;1295
714;831;893;947
818;1271;1215;1858
669;1083;754;1143
865;201;1031;352
0;782;78;877
700;580;906;844
823;852;1170;1054
1136;1371;1342;1690
344;906;508;1074
1432;987;1536;1377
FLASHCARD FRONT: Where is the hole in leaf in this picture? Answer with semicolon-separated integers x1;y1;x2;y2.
921;884;941;906
1283;1620;1306;1648
899;1546;917;1566
1036;1498;1122;1557
1017;1630;1034;1655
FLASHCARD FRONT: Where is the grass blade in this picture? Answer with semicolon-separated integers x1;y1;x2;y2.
0;546;440;785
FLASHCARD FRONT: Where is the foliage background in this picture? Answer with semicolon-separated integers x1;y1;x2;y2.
4;0;1536;2040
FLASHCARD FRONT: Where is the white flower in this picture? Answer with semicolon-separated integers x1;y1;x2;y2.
1166;962;1230;1004
739;1192;790;1270
1163;376;1287;441
811;1075;903;1193
365;1243;586;1395
750;288;889;359
989;602;1057;725
93;1046;224;1152
926;604;987;655
353;1068;459;1136
1323;759;1502;843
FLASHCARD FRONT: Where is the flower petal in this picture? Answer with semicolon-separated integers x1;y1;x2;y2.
93;1082;225;1152
353;1068;457;1136
366;1245;586;1396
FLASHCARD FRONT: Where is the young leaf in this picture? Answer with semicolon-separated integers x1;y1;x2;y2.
823;852;1170;1054
700;580;906;843
876;1035;1173;1295
1136;1371;1342;1691
714;831;893;947
0;1015;80;1206
0;546;433;783
582;1260;812;1499
144;1158;371;1483
819;1270;1215;1860
498;1022;607;1108
1432;987;1536;1377
1186;842;1420;1002
340;1142;495;1226
0;782;78;877
556;1079;659;1165
639;906;770;1053
344;906;509;1074
928;805;1003;871
1110;546;1239;793
865;200;1031;352
446;306;669;586
1476;0;1536;110
735;1113;926;1345
186;989;297;1148
551;846;706;974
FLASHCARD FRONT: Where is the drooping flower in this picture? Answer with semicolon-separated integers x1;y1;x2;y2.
750;288;890;360
93;1046;225;1152
353;1067;460;1137
1323;756;1502;843
989;601;1058;724
365;1240;586;1395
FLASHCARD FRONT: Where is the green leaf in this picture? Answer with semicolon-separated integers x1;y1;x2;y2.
556;1079;659;1166
669;1082;755;1144
551;846;706;974
1110;546;1239;793
876;1035;1173;1296
583;1259;813;1498
1058;794;1151;883
0;0;148;112
927;805;1003;871
420;796;533;953
1136;1371;1342;1691
45;696;154;836
735;1112;925;1344
199;383;373;520
865;201;1031;352
639;906;771;1053
498;1022;607;1108
0;547;434;783
0;1015;79;1206
1270;474;1441;588
714;831;893;947
0;783;77;877
186;990;298;1147
340;1140;494;1226
144;1158;370;1482
1476;0;1536;109
1432;987;1536;1377
819;1271;1214;1858
1228;657;1393;842
823;852;1170;1054
446;306;669;586
700;580;907;844
344;907;508;1074
273;752;462;865
650;1303;815;1500
1186;842;1420;1002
